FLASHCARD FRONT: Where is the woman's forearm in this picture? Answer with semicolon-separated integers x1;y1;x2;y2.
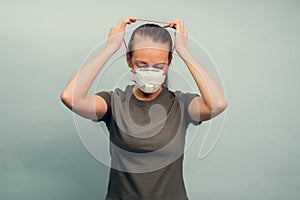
180;50;227;111
61;18;136;109
61;46;115;106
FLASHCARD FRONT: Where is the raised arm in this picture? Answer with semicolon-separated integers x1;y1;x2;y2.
165;20;228;121
60;17;136;121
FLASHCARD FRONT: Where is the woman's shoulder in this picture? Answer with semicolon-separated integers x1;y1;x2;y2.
108;85;135;103
113;85;134;95
95;85;133;99
166;87;195;97
170;88;200;104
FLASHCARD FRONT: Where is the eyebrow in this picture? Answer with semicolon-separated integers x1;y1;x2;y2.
135;60;166;65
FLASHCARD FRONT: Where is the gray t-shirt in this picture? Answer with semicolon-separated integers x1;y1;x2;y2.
94;85;202;200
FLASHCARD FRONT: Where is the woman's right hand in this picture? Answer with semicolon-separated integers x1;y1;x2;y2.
105;17;136;52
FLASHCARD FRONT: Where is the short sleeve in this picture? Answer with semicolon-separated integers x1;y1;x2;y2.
174;91;202;126
91;91;112;123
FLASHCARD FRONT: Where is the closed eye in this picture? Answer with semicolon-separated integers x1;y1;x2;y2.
136;64;149;68
153;64;165;69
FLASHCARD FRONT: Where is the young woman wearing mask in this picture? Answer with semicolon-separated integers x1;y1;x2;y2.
61;17;227;200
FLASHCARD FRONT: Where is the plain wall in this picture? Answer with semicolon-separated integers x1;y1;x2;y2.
0;0;299;199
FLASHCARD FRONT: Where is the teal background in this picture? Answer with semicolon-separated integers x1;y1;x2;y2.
1;0;299;199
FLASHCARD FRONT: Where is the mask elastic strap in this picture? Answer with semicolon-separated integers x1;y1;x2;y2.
135;18;169;24
123;38;136;74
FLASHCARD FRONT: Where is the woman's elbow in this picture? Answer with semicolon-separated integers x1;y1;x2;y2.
212;99;228;115
60;91;74;109
216;99;228;113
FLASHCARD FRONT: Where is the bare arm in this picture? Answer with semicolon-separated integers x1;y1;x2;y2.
60;17;136;121
165;20;228;121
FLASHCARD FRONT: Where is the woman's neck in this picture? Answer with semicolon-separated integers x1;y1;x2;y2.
132;86;163;101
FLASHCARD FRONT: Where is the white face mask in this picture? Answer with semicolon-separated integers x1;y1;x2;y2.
132;67;166;94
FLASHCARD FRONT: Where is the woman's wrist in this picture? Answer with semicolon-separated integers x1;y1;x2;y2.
176;47;191;60
104;43;119;55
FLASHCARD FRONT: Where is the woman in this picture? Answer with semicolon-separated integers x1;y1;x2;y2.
61;17;227;200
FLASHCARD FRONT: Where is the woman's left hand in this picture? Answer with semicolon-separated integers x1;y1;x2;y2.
164;19;189;56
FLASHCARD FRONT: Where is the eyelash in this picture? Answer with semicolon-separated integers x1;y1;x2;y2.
136;64;164;69
137;64;149;68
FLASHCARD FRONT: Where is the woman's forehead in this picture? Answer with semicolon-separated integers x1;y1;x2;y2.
132;48;169;62
131;35;170;51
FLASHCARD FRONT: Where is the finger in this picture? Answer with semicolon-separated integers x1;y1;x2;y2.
118;17;136;27
172;19;185;32
168;21;180;30
129;18;137;23
125;17;137;24
177;19;184;31
126;17;137;24
163;20;176;29
163;22;171;28
170;21;176;29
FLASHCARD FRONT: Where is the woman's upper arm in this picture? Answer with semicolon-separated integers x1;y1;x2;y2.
61;93;108;121
188;96;227;121
188;96;212;122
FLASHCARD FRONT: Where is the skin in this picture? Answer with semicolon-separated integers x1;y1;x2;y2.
127;37;170;100
60;17;227;122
